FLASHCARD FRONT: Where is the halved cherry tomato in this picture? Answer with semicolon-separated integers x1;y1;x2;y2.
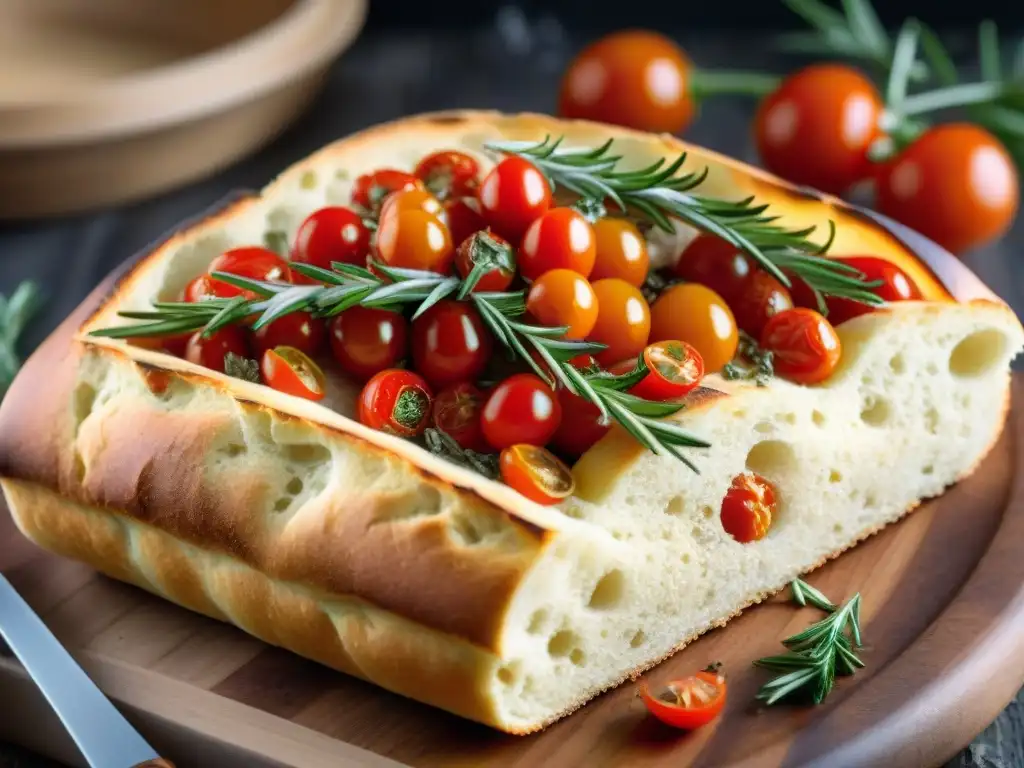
875;123;1019;254
649;283;738;374
454;230;516;293
587;278;651;367
518;207;597;280
184;275;216;303
640;671;727;730
375;208;454;273
477;157;552;242
591;217;650;286
414;150;480;200
500;444;576;505
260;346;327;401
358;368;433;437
720;472;776;543
730;271;794;338
291;206;371;280
411;300;492;389
673;234;753;302
630;341;704;401
823;256;922;325
481;373;562;450
754;64;883;195
760;307;841;385
444;197;487;247
379;188;444;221
252;311;325;358
184;326;251;373
351;169;422;213
207;247;291;299
432;382;487;452
329;306;408;382
526;269;599;339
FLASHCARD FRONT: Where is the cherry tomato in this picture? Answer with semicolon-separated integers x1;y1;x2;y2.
823;256;921;326
481;373;562;450
590;217;650;286
414;150;480;200
329;306;408;382
454;230;516;293
673;234;753;302
518;207;597;281
500;444;576;505
379;188;444;221
252;312;326;358
157;334;190;357
432;382;488;452
358;369;433;437
375;208;454;273
649;283;738;373
183;275;216;302
260;346;327;401
783;269;821;311
207;247;291;299
640;671;727;730
526;269;599;339
291;206;371;280
550;357;611;457
720;472;776;543
875;123;1019;254
755;64;883;195
477;157;552;242
730;271;794;338
587;278;651;367
760;307;841;385
184;326;251;373
558;30;695;134
630;341;704;401
411;300;493;389
351;169;422;213
444;197;487;247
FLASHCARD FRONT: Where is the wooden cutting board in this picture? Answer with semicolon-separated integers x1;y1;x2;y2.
2;259;1024;768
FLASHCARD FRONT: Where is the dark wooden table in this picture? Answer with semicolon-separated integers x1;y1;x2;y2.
0;25;1021;768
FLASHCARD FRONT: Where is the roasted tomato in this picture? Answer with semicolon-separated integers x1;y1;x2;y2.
640;671;727;730
730;271;794;338
207;247;291;299
260;346;327;401
375;207;454;273
649;283;738;374
411;300;493;389
500;444;576;505
518;207;597;280
673;234;753;302
720;472;776;543
481;373;562;450
454;230;516;293
252;312;325;358
760;307;841;385
477;157;552;242
184;326;251;373
358;368;433;437
291;206;371;278
587;278;652;367
414;150;480;200
443;197;488;247
432;382;488;452
351;169;422;212
329;306;409;381
630;341;704;401
379;187;444;221
526;269;599;339
591;217;650;286
823;256;922;325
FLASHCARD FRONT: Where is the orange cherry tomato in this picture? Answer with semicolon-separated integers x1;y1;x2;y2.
754;64;883;195
649;283;738;373
587;278;651;367
444;197;487;247
518;207;597;281
760;307;841;385
358;368;433;437
432;382;488;453
630;341;704;401
454;230;516;293
526;269;599;339
640;671;727;730
207;247;291;299
875;123;1019;254
720;472;776;543
352;169;422;213
481;373;562;450
730;271;794;339
414;150;480;200
559;30;695;134
477;157;552;242
375;208;454;273
379;187;444;221
590;217;650;286
673;234;753;302
260;346;327;401
499;444;576;505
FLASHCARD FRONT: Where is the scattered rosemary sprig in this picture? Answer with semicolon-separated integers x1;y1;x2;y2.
422;427;499;479
789;577;837;612
0;281;42;398
224;352;261;384
722;332;774;387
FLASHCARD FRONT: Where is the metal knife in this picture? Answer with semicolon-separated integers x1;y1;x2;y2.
0;574;174;768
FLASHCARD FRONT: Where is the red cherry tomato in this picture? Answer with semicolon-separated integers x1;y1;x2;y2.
783;269;821;311
630;341;704;401
260;346;327;401
411;300;493;389
454;230;516;293
291;206;371;279
432;382;488;452
823;256;922;325
358;369;433;437
526;269;599;339
558;30;695;135
673;234;754;302
351;169;422;212
730;271;794;338
184;326;251;373
444;197;488;247
754;64;883;195
481;373;562;450
640;671;727;730
375;208;454;273
720;472;776;543
252;312;325;358
588;278;651;367
414;150;480;200
549;355;610;457
518;207;597;281
477;157;552;242
183;275;216;303
328;306;408;382
875;123;1019;254
591;217;650;286
207;247;291;299
760;307;841;385
500;444;576;505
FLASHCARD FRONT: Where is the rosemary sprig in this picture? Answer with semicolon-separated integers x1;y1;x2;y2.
224;352;261;384
789;577;836;612
0;281;42;397
422;427;499;479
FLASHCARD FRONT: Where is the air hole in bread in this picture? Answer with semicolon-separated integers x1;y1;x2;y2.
949;329;1008;378
681;553;691;564
285;476;304;495
812;410;826;426
925;407;940;434
497;662;520;685
745;440;797;478
219;443;247;458
283;443;330;464
447;510;499;546
889;353;907;374
829;469;843;484
299;170;318;190
701;505;714;519
833;523;844;534
548;630;581;658
664;495;685;516
72;382;97;434
754;421;774;434
527;609;549;635
273;497;292;513
587;570;626;610
860;396;891;426
864;493;878;509
569;648;586;667
628;630;646;648
922;464;935;475
776;412;797;425
562;503;585;519
927;361;940;375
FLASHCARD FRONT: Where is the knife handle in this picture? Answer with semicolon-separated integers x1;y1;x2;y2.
131;761;175;767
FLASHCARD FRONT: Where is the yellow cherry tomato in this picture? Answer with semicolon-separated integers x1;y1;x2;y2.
588;278;651;367
591;217;650;286
649;283;738;373
526;268;599;339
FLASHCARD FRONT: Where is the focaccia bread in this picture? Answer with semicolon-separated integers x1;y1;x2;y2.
1;111;1021;734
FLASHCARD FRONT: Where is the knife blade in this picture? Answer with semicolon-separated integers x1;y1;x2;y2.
0;574;173;768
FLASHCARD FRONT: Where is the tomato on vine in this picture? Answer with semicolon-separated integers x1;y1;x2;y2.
518;207;597;280
823;256;921;325
481;373;562;450
588;278;651;367
252;312;326;358
414;150;480;200
640;671;728;730
329;306;408;381
720;472;776;543
291;206;371;279
526;269;599;339
260;346;327;401
591;217;650;286
184;326;251;373
375;207;454;273
730;271;794;338
500;444;576;505
358;369;433;437
432;382;488;452
649;283;738;374
477;157;552;241
207;247;291;299
351;169;422;212
454;230;516;293
630;341;704;401
411;300;493;389
760;307;841;385
673;234;753;302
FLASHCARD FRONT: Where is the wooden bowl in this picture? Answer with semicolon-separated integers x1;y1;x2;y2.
0;0;367;220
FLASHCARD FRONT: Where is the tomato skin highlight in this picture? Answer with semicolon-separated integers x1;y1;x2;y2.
375;208;454;273
477;157;552;242
587;278;652;367
591;217;650;286
260;346;327;401
358;369;433;437
454;230;516;293
760;307;841;385
207;247;291;299
481;373;562;450
673;234;753;302
411;300;493;389
649;283;738;374
640;671;728;730
730;271;794;339
329;306;409;382
432;382;488;452
352;169;422;212
414;150;480;199
630;341;704;401
184;326;251;373
720;473;776;543
526;269;599;340
291;206;371;279
252;312;326;358
500;444;576;505
518;207;597;281
823;256;921;325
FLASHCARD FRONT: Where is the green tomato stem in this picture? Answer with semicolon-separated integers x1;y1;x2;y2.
689;69;782;100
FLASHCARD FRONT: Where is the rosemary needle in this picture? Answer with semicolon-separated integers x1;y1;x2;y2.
0;281;42;397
